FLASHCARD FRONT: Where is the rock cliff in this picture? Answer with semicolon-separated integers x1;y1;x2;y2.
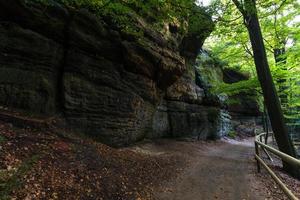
223;68;261;136
0;0;233;146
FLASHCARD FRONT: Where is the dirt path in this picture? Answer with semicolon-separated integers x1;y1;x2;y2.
156;139;263;200
133;138;266;200
2;118;299;200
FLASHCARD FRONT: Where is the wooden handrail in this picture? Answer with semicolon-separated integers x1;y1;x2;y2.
255;155;298;200
255;132;300;200
256;140;300;167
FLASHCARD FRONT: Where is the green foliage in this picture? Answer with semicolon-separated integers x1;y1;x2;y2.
187;6;215;37
195;51;225;99
228;130;237;138
206;0;300;125
213;75;260;95
29;0;212;37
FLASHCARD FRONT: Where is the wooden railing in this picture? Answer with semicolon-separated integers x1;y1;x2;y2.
255;132;300;200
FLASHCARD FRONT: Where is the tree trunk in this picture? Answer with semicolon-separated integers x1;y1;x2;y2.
263;102;269;144
233;0;299;177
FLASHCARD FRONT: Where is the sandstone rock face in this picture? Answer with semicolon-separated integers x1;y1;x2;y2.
223;68;261;136
152;101;221;139
0;23;63;114
160;61;231;140
0;0;230;146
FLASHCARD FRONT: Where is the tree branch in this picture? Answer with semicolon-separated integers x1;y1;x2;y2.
263;38;275;53
215;15;243;23
242;43;254;57
232;0;246;16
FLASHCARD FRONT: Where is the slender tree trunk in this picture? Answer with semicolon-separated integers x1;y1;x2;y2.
263;103;269;144
232;0;298;177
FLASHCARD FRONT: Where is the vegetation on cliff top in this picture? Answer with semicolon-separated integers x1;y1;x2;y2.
29;0;214;38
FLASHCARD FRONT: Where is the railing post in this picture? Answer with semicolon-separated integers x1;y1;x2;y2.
255;142;261;173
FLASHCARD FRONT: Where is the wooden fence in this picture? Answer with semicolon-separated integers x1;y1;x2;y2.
255;132;300;200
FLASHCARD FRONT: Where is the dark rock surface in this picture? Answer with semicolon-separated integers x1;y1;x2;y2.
0;0;232;146
152;100;229;140
223;68;249;84
0;22;63;113
222;68;260;116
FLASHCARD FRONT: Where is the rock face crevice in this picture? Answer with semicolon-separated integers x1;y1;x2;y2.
56;10;75;113
0;0;235;146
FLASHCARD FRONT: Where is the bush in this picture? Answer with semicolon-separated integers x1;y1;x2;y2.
228;131;237;138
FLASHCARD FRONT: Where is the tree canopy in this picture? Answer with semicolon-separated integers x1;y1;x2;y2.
207;0;300;121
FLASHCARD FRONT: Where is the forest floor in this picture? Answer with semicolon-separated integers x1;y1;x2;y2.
0;116;300;200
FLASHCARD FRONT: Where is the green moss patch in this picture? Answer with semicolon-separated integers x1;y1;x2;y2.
0;155;40;200
0;135;6;144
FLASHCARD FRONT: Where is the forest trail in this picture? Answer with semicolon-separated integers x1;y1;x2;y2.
133;138;266;200
3;115;298;200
